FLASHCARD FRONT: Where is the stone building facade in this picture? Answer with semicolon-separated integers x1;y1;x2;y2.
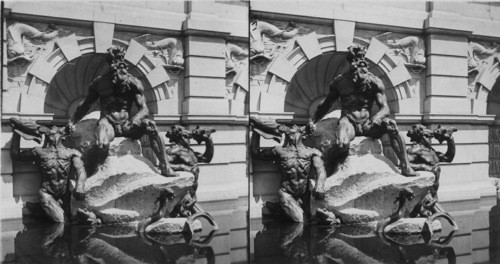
249;2;500;263
1;1;248;262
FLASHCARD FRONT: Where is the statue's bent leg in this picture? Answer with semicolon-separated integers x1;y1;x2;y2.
95;118;115;151
278;189;304;222
336;117;355;154
384;119;417;176
143;119;178;177
39;189;65;223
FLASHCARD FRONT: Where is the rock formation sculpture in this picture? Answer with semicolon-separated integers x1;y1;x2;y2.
9;117;87;223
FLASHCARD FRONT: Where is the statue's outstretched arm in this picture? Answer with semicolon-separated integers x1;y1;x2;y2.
131;82;149;126
372;80;390;125
72;153;87;199
311;152;326;199
310;78;340;123
192;128;215;163
10;133;35;162
437;136;456;163
71;82;99;124
250;131;276;161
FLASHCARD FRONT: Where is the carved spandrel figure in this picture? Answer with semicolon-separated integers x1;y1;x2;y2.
308;45;417;177
165;125;215;217
250;117;336;224
9;118;87;223
68;46;176;177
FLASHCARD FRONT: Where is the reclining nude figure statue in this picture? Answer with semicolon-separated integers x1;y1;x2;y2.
250;117;337;224
68;46;176;176
308;45;416;176
9;118;87;223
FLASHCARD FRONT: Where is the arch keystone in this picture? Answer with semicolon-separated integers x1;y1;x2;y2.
146;66;170;88
297;32;322;60
56;34;82;62
387;63;411;87
93;22;115;53
366;37;389;65
28;57;57;84
476;64;500;91
268;57;296;82
334;20;355;52
125;39;147;66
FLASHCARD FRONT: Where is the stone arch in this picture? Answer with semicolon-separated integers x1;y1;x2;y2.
257;34;414;121
22;34;180;121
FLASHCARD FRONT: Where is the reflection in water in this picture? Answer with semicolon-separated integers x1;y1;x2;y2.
13;222;216;264
254;221;457;264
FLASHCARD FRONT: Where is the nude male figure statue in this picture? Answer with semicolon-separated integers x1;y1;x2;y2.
68;47;176;176
309;45;416;176
10;118;87;222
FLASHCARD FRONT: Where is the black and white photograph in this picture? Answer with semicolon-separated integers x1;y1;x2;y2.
1;1;500;263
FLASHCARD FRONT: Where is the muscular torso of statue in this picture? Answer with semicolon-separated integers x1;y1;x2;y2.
167;145;199;168
94;75;137;125
274;145;316;196
33;147;79;198
336;73;380;125
408;146;440;167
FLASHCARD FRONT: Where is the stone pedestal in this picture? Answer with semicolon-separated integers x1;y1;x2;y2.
311;137;435;224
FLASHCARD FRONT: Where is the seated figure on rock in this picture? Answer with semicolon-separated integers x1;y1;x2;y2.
68;46;176;177
9;118;87;223
308;45;416;176
250;117;337;224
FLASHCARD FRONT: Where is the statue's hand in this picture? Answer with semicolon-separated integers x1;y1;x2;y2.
75;190;86;200
306;121;317;133
66;120;76;135
434;126;457;143
372;116;383;127
313;187;325;200
191;126;215;144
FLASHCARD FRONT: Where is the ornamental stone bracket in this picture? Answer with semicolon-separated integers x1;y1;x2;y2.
250;19;416;121
3;20;184;122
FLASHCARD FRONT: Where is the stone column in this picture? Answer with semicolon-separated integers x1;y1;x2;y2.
424;11;471;116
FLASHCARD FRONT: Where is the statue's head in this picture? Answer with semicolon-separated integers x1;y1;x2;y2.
407;123;433;146
346;45;370;86
278;124;306;146
106;46;132;88
39;125;67;147
166;125;192;146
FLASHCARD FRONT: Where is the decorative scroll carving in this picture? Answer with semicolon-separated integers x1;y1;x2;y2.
250;20;298;64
